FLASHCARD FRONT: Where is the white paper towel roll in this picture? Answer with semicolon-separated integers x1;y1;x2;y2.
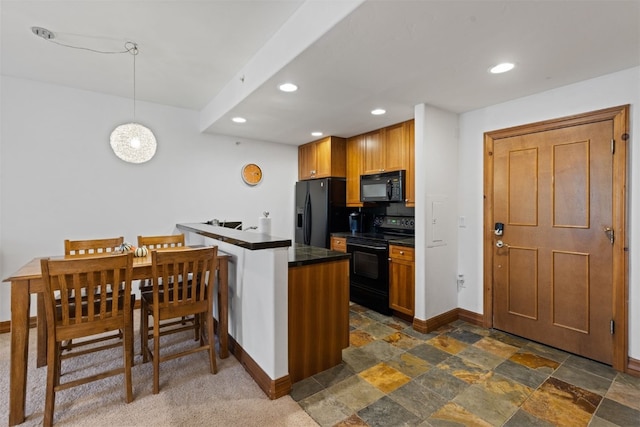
259;216;272;235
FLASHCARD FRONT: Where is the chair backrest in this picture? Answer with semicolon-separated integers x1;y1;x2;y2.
137;234;185;250
150;247;217;310
64;237;125;257
40;253;134;337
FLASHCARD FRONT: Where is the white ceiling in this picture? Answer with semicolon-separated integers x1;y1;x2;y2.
2;0;639;146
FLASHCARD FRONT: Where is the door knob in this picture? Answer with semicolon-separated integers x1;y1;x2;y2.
604;227;614;244
496;240;510;248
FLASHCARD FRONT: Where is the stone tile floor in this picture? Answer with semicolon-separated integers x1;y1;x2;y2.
291;303;640;426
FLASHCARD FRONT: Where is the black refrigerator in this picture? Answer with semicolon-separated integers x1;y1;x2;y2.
295;178;349;248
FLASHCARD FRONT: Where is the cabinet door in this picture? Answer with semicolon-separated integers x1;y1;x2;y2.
321;136;346;178
384;122;407;172
298;142;317;180
389;245;414;316
330;236;347;253
314;137;332;178
346;135;365;206
405;120;415;206
363;130;384;174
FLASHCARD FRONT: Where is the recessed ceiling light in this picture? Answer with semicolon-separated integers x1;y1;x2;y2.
311;131;323;137
232;117;247;123
489;62;515;74
371;108;386;115
279;83;298;92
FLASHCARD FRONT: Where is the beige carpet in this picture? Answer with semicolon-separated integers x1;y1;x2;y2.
0;313;319;426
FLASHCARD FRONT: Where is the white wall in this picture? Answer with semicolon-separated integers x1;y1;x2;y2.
0;76;298;321
456;67;640;359
414;104;459;320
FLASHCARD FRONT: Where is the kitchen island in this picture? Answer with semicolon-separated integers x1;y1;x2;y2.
288;244;350;383
176;223;350;396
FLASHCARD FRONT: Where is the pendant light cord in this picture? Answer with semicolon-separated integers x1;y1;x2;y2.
48;39;132;55
126;42;138;123
33;30;140;119
33;28;157;164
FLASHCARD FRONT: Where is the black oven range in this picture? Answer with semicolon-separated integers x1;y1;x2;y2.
346;215;415;315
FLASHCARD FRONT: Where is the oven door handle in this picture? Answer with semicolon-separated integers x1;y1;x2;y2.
348;243;388;251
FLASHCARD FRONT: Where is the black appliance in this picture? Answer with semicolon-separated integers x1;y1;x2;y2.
295;178;348;248
347;215;415;315
360;170;405;203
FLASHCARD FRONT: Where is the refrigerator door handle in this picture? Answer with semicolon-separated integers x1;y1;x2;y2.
304;192;311;245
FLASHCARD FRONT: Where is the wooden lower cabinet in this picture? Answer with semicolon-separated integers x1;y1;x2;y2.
389;245;415;317
288;259;349;383
330;236;347;253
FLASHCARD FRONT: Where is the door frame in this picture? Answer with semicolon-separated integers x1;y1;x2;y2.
483;105;629;372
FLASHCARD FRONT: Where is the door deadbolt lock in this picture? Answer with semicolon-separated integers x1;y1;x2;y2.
494;222;504;236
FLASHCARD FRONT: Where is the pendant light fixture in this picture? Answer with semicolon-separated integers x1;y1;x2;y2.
110;42;157;163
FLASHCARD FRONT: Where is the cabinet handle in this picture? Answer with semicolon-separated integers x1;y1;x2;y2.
399;251;404;255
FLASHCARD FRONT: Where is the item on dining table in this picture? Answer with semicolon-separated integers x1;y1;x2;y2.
119;242;134;252
134;246;148;257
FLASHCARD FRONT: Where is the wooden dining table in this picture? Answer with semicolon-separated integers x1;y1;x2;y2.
3;247;230;427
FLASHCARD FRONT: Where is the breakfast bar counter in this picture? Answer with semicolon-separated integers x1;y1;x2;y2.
177;222;291;250
178;222;293;398
177;223;350;393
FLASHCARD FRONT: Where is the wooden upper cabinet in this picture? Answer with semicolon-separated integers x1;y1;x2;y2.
298;136;346;180
363;130;384;174
346;135;365;206
405;119;415;207
298;143;317;180
362;121;411;175
384;122;407;172
345;118;415;206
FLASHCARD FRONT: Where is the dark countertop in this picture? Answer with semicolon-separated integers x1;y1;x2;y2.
331;232;415;248
288;243;351;267
387;238;414;248
177;223;291;250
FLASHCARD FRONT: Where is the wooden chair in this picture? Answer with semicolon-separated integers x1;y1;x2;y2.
64;237;124;257
40;253;134;427
137;234;198;346
140;246;217;394
137;234;185;252
38;236;124;358
58;237;126;352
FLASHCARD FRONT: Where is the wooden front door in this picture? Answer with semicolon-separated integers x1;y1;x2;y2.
484;106;628;369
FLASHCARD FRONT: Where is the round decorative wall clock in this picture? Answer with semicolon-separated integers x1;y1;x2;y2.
241;163;263;186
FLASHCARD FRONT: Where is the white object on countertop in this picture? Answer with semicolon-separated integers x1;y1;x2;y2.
259;215;271;235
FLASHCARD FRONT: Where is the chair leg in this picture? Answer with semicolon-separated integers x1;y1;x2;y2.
141;301;149;363
206;312;217;374
153;322;160;394
194;314;200;341
44;341;61;427
197;314;204;345
123;316;134;403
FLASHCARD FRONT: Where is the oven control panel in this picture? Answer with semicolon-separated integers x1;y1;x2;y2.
374;215;415;231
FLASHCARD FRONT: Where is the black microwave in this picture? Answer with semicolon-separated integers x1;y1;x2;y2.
360;170;405;202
